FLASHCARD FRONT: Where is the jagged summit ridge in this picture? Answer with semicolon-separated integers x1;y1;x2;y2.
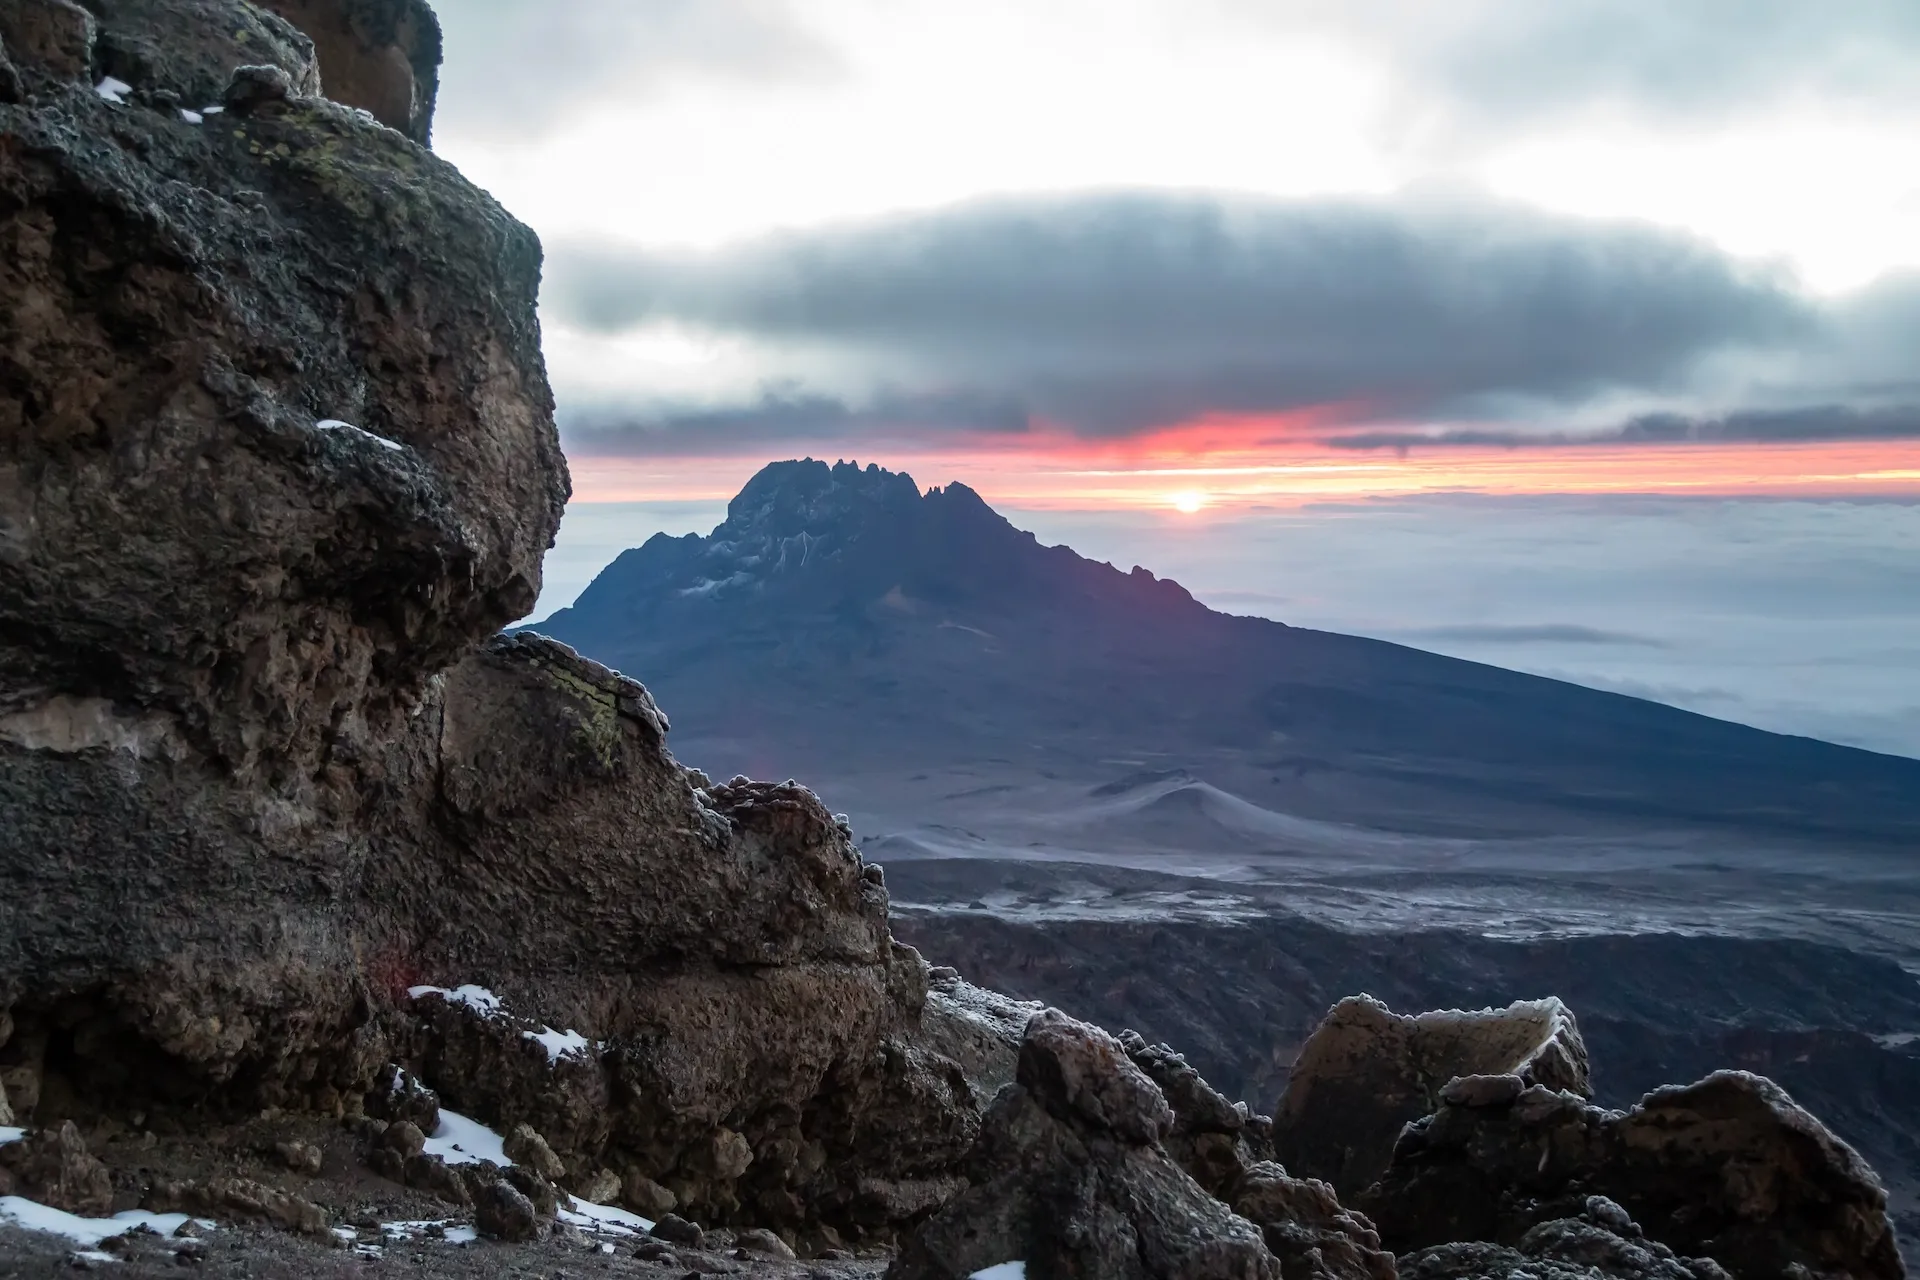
555;457;1202;624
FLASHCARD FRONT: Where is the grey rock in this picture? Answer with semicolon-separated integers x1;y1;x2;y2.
0;0;96;80
890;1009;1279;1280
622;1169;677;1218
222;62;293;110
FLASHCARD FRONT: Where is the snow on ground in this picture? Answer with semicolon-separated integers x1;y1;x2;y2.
970;1264;1027;1280
93;78;131;104
422;1110;511;1167
0;1198;208;1247
180;109;202;124
317;419;405;452
0;1128;24;1146
558;1199;654;1235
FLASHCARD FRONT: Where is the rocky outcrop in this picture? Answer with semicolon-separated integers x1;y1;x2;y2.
0;0;989;1247
1401;1197;1732;1280
254;0;440;142
890;1009;1398;1280
1275;995;1590;1198
1364;1070;1903;1280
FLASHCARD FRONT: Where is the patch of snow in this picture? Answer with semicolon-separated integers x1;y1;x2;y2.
72;1250;118;1264
330;1227;357;1243
201;105;225;115
180;109;202;124
94;78;132;105
379;1218;475;1245
1876;1032;1920;1049
421;1110;511;1168
970;1265;1027;1280
0;1198;205;1248
408;984;503;1017
316;418;405;452
0;1128;24;1146
523;1026;592;1063
558;1197;653;1237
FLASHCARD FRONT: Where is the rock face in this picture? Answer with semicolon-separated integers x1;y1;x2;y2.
1275;995;1591;1198
1364;1070;1904;1280
0;0;989;1245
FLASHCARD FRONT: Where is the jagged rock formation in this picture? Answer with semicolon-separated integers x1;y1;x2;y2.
1365;1070;1903;1280
0;0;994;1247
1275;995;1591;1198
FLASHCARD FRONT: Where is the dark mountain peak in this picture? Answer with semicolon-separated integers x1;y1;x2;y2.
549;458;1205;632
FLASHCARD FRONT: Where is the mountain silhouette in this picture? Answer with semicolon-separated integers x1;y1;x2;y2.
536;458;1920;845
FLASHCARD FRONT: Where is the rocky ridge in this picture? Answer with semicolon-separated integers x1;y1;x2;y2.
0;2;1909;1277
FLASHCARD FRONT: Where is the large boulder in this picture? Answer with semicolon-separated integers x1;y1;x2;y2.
1275;995;1590;1197
254;0;440;142
1363;1069;1903;1280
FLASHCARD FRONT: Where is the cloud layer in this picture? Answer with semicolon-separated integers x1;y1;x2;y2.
541;192;1920;452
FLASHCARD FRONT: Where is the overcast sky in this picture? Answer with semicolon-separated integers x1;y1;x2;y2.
433;0;1920;466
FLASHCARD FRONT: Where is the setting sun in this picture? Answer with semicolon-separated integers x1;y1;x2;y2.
1170;490;1207;513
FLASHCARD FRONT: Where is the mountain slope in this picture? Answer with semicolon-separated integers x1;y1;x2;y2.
537;458;1920;846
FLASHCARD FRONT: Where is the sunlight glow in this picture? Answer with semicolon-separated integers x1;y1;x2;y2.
1170;490;1208;513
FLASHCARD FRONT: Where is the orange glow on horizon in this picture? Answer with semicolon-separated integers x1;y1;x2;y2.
561;417;1920;511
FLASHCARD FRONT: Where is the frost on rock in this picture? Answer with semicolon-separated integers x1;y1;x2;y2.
316;418;406;452
93;78;132;104
408;984;504;1017
523;1026;593;1064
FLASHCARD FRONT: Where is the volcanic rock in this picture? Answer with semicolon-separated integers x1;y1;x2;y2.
1363;1069;1903;1280
888;1008;1281;1280
1401;1198;1732;1280
475;1180;539;1243
0;0;990;1246
1275;995;1590;1197
0;1121;113;1216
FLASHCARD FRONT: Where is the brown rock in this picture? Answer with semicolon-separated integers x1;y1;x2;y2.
475;1180;538;1243
1275;995;1590;1197
168;1176;329;1235
1365;1069;1901;1280
253;0;440;143
622;1169;677;1218
382;1121;426;1158
403;1152;470;1206
574;1166;620;1205
0;0;95;79
5;1121;113;1216
1230;1162;1395;1280
274;1140;323;1175
501;1123;566;1180
1020;1007;1173;1145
